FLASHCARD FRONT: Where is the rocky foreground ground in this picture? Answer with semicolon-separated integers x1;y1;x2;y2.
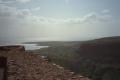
0;46;90;80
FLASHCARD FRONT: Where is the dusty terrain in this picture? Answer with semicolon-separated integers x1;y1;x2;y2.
0;46;89;80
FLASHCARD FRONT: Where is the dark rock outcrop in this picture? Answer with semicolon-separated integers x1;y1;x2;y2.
0;57;7;80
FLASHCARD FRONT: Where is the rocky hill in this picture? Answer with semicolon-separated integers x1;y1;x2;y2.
23;36;120;80
0;46;89;80
79;36;120;60
77;36;120;80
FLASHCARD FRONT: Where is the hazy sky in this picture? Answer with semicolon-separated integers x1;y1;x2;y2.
0;0;120;42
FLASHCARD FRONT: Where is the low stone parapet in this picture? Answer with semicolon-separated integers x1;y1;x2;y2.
0;46;25;52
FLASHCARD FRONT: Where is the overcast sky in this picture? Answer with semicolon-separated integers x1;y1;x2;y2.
0;0;120;42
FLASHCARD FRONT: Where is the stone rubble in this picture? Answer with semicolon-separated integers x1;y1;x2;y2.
0;47;90;80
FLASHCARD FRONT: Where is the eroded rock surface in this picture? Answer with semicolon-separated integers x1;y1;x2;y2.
0;46;89;80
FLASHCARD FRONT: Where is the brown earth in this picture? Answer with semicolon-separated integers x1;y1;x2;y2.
0;46;90;80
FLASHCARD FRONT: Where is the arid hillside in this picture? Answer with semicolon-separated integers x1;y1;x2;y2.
30;36;120;80
0;46;89;80
77;36;120;80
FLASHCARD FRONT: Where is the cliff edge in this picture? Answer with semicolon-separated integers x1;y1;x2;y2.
0;46;89;80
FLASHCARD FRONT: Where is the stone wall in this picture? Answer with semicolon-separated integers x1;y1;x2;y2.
0;46;25;52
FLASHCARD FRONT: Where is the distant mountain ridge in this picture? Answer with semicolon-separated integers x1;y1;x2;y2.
82;36;120;44
78;36;120;80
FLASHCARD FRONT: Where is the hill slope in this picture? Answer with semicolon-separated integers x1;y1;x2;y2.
0;46;89;80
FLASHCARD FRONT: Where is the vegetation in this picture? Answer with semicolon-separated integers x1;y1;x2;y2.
29;36;120;80
32;42;80;70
